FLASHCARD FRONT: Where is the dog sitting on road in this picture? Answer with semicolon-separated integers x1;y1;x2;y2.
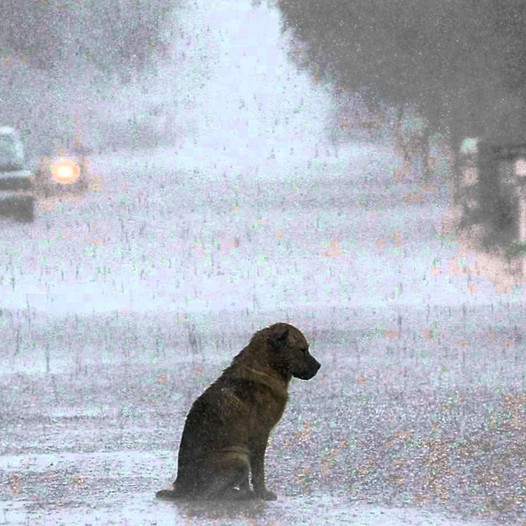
156;322;321;501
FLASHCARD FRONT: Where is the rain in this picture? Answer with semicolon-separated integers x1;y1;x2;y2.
1;1;525;524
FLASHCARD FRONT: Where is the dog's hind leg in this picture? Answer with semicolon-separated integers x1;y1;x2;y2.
201;454;255;500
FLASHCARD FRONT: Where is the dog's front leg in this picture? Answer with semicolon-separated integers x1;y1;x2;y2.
250;436;277;500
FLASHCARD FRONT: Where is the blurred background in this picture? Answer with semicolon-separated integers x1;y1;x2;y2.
2;0;526;312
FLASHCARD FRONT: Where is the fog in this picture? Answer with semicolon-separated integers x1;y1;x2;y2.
1;1;524;525
0;0;518;313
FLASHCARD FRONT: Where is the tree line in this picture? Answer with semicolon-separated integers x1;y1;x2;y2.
0;0;177;78
276;0;526;147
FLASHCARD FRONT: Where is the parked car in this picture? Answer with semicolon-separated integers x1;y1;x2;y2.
0;126;35;222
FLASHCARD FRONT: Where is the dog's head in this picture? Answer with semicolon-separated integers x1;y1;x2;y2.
266;323;321;380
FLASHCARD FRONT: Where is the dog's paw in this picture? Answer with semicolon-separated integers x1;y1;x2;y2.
257;488;277;501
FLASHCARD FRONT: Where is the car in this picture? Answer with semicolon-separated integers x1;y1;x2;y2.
0;126;36;222
0;127;92;222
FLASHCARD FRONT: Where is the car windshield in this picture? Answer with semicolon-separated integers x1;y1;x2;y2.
0;134;24;170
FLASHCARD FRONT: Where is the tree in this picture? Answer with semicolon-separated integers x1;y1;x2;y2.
0;0;177;78
276;0;526;147
277;0;526;245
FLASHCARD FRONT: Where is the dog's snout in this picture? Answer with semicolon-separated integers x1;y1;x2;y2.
311;358;321;375
293;355;321;380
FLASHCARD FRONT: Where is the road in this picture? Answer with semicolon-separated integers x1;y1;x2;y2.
0;140;494;315
1;142;525;525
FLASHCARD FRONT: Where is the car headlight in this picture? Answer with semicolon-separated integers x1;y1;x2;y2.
50;158;80;184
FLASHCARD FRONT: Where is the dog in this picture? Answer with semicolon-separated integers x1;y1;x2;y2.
156;322;321;501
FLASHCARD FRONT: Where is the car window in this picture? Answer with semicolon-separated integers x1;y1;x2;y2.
0;135;24;169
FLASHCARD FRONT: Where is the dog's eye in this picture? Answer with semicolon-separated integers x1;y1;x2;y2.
300;347;308;354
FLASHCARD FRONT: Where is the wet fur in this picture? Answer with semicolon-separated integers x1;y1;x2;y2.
156;322;321;501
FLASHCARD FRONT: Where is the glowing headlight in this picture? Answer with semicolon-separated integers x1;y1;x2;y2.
51;158;80;184
51;159;80;184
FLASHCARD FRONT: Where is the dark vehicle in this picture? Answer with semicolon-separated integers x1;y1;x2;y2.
0;126;35;222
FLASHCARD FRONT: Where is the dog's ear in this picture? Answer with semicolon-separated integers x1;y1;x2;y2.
267;324;289;349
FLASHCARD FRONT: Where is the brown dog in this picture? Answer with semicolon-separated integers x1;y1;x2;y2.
156;322;320;501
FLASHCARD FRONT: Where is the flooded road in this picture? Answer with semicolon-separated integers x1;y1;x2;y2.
2;305;524;525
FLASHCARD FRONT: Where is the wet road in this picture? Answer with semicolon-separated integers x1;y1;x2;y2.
1;301;525;525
